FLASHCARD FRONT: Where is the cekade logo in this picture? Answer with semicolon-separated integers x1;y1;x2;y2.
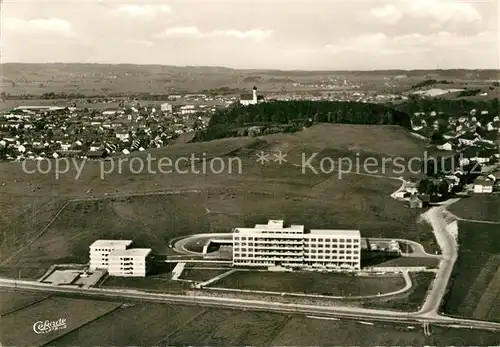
33;318;67;334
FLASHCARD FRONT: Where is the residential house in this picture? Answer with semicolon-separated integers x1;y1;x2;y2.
435;139;454;151
161;103;173;113
409;194;430;208
116;132;130;141
86;150;105;160
90;142;103;152
458;133;479;146
473;178;494;193
443;131;458;140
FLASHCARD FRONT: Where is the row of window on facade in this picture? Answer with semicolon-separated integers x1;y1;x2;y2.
233;259;359;265
234;249;359;254
235;237;359;243
235;243;360;248
235;254;359;260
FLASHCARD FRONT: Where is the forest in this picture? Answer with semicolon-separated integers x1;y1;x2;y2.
193;100;411;142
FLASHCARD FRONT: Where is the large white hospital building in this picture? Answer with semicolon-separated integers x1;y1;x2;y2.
232;220;361;270
89;240;152;277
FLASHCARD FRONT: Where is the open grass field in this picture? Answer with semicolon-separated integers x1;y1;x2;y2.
0;296;121;347
363;272;435;312
0;289;50;315
55;309;500;346
0;195;67;264
213;270;406;297
179;268;230;282
449;195;500;222
48;302;203;347
0;125;433;279
442;221;500;322
370;256;440;268
101;275;191;294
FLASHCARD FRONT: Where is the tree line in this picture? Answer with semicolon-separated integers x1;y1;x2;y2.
193;100;411;142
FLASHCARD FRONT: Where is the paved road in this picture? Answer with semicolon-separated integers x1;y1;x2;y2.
418;200;460;318
370;238;441;258
172;233;438;258
1;278;500;331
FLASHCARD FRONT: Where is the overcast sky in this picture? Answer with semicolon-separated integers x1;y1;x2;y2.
1;0;499;70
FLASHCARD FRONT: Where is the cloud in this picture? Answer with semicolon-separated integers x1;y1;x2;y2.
212;29;273;41
324;30;496;55
367;0;481;25
369;5;403;25
156;26;202;38
155;26;273;41
2;18;76;37
113;4;171;17
128;40;155;47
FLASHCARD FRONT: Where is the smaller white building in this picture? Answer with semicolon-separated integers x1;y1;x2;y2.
473;178;494;193
89;240;132;271
89;240;152;277
161;103;173;113
108;248;152;277
116;132;130;141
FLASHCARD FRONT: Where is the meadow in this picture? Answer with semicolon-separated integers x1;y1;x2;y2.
0;125;432;279
0;296;120;347
213;270;406;297
449;195;500;222
363;272;435;312
0;289;50;315
442;221;500;322
35;298;500;346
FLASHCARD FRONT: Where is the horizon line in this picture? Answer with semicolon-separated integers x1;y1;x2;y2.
1;62;499;72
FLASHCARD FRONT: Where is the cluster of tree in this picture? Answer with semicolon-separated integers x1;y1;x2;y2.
201;87;243;96
418;158;482;201
457;89;481;98
411;79;451;89
418;178;453;201
0;92;185;101
41;92;87;99
193;100;411;142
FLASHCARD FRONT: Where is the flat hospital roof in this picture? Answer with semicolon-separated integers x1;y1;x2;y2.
90;240;133;248
109;248;152;257
309;229;361;237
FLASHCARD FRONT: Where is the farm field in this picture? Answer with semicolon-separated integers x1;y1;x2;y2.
0;296;121;347
449;195;500;222
50;301;500;346
48;302;202;347
442;221;500;322
1;292;499;346
269;316;500;346
0;289;50;315
212;270;406;297
363;272;435;312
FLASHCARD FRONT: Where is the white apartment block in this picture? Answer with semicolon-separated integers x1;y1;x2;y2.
89;240;132;271
89;240;152;277
232;220;361;270
108;248;152;277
